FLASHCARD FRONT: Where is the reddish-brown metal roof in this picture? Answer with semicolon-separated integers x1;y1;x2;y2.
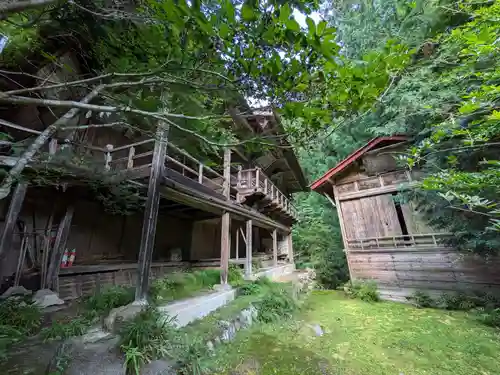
310;136;408;191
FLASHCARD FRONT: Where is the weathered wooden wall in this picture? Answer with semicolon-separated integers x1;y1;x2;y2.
0;187;194;280
58;263;185;300
348;247;500;301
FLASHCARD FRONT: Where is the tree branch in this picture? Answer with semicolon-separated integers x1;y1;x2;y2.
0;82;106;199
0;0;62;18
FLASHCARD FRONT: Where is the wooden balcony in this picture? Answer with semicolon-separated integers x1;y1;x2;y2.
235;168;297;220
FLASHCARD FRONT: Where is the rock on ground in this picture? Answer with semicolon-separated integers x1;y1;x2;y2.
104;303;145;332
1;285;32;299
32;289;65;308
65;335;124;375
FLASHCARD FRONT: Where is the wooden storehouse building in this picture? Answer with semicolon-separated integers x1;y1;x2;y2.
311;136;500;301
0;53;304;300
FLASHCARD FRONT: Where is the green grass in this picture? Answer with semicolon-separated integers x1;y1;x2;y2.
209;291;500;375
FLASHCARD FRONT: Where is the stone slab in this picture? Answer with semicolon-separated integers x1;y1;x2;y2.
158;288;236;327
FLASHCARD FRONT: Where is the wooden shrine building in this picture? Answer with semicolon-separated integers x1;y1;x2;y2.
311;136;500;301
0;85;304;300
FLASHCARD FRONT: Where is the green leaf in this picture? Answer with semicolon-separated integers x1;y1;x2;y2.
286;19;300;32
219;23;230;38
224;0;235;23
241;4;255;22
317;20;327;35
295;83;308;92
279;4;292;23
306;17;315;35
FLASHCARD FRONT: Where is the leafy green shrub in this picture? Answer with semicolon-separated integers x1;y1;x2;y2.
228;264;244;286
343;281;379;302
314;248;349;289
0;299;41;334
85;286;134;315
40;316;92;341
255;276;273;287
120;307;176;374
192;269;220;287
0;325;24;361
407;291;435;308
437;293;472;310
255;286;298;323
476;308;500;328
174;334;209;375
150;270;222;303
239;281;263;296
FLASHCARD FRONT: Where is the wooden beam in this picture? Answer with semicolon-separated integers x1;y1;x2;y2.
272;229;278;266
239;227;247;245
220;212;230;284
337;183;416;201
245;219;252;278
46;204;74;290
135;123;168;302
0;181;28;261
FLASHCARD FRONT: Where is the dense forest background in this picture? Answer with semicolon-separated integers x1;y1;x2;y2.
293;0;500;288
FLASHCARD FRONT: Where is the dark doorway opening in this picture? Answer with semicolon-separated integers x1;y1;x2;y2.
392;193;410;244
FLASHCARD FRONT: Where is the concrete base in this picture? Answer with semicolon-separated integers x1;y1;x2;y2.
253;263;295;281
158;287;236;327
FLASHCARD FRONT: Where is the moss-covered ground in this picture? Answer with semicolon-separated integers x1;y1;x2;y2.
209;291;500;375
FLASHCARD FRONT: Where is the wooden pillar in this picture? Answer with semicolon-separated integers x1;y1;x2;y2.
235;225;239;260
220;212;230;284
332;185;354;279
135;123;168;302
46;204;74;290
245;219;252;278
272;229;278;266
220;147;231;284
287;232;294;264
0;181;28;261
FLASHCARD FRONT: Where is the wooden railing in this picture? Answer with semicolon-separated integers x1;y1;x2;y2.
0;121;230;197
102;139;228;193
236;167;297;218
346;233;453;250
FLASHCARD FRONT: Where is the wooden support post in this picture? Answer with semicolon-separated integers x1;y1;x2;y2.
198;163;204;184
332;185;354;279
104;144;114;171
255;169;260;191
236;166;242;202
47;205;74;290
222;148;231;199
220;212;230;284
14;234;28;286
127;146;135;169
287;232;294;264
245;219;252;278
220;147;231;284
0;181;28;260
272;229;278;266
235;225;239;260
135;123;168;302
48;139;58;156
